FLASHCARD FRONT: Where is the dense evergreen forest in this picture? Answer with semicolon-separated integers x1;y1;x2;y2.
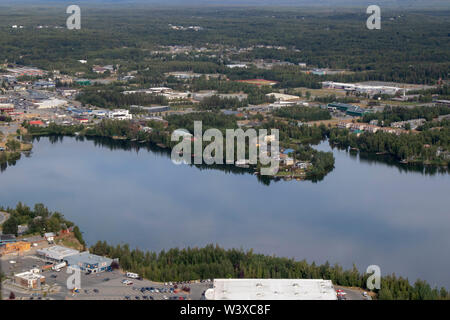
90;241;450;300
273;106;332;122
0;6;448;86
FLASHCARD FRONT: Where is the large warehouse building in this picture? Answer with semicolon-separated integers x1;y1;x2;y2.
36;245;80;262
205;279;337;300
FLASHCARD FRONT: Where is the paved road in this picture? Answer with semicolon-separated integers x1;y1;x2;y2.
335;285;372;300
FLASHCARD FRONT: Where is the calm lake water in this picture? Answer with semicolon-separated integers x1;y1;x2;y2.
1;136;449;288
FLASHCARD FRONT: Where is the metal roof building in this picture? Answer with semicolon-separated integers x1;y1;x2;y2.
36;245;80;262
205;279;337;300
65;252;114;273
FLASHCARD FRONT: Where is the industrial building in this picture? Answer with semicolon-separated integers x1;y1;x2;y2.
327;102;368;117
205;279;337;300
322;81;408;96
65;251;114;273
36;245;80;262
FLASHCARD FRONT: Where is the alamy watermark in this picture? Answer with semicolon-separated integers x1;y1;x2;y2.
366;5;381;30
66;5;81;30
366;265;381;290
66;265;81;290
170;121;280;176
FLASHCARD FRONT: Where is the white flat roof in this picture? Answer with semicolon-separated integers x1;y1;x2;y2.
37;245;79;260
205;279;337;300
15;271;45;280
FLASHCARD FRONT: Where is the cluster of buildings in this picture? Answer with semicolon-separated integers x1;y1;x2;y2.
7;244;116;290
326;102;370;117
123;87;191;101
37;245;115;273
337;121;404;135
391;118;426;130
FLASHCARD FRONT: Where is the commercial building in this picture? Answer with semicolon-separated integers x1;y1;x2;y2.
14;270;46;289
36;245;80;262
107;109;132;120
65;251;114;273
205;279;337;300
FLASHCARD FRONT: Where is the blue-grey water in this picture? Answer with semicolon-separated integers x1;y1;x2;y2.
0;137;449;288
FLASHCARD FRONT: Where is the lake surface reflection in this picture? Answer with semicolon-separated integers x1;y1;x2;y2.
0;136;449;288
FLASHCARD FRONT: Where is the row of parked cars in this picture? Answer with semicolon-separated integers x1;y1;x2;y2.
139;286;175;294
124;295;186;300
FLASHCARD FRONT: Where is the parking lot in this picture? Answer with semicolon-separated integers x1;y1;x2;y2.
1;253;212;300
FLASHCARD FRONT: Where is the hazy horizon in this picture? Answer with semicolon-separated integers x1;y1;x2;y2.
1;0;449;10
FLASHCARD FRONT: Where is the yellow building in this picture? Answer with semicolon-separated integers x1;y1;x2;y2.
0;241;31;254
